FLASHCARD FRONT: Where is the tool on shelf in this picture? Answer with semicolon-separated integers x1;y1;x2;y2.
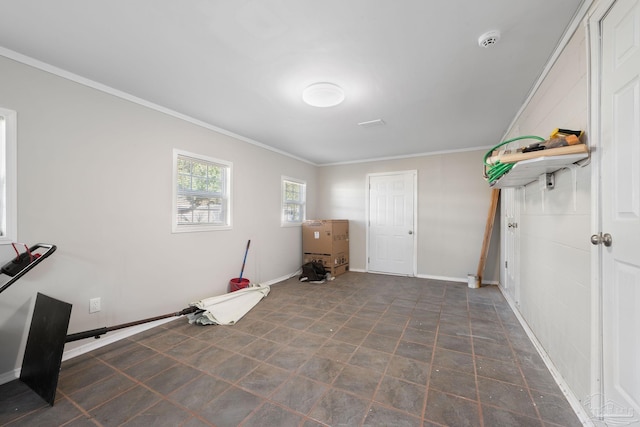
549;128;584;139
483;128;586;186
483;135;545;184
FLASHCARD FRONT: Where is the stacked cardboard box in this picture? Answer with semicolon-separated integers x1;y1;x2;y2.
302;219;349;277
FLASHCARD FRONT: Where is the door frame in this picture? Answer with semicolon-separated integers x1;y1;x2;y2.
365;170;418;276
588;0;616;417
500;187;521;305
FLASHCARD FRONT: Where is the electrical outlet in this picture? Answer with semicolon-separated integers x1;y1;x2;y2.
89;297;101;313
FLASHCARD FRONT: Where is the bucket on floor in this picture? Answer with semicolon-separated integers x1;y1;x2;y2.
467;274;480;289
229;277;250;292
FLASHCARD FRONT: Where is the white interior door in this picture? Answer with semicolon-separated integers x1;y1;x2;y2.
501;187;521;305
368;171;416;275
600;0;640;423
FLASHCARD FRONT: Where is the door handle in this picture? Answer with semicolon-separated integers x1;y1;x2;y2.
591;233;613;247
408;230;413;235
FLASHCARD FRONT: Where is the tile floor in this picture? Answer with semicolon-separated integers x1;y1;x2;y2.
1;272;582;426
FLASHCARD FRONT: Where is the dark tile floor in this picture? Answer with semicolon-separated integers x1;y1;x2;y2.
1;272;582;426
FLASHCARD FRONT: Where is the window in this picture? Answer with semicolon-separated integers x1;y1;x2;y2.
172;149;232;232
0;108;17;244
281;177;306;226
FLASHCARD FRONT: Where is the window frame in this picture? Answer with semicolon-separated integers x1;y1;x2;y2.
0;108;17;244
172;149;232;233
281;176;306;227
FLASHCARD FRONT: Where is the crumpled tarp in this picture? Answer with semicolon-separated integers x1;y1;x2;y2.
187;284;270;325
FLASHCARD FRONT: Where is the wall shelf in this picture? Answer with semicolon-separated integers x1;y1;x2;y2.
490;152;589;188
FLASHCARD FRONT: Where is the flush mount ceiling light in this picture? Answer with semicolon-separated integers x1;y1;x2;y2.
478;30;501;48
302;82;345;107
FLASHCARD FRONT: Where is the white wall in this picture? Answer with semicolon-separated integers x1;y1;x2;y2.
501;23;592;403
317;150;501;282
0;55;317;378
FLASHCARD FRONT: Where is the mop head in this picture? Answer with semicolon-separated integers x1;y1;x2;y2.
188;284;270;325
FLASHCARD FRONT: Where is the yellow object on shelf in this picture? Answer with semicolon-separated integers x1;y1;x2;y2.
549;128;584;139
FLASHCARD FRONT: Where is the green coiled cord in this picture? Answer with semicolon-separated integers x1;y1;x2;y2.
484;135;545;183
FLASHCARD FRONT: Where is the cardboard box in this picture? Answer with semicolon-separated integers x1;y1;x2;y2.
302;220;349;255
302;220;349;277
303;252;349;277
303;252;349;268
332;264;349;277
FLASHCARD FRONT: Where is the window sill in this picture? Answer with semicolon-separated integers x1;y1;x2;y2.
281;222;303;228
172;224;232;233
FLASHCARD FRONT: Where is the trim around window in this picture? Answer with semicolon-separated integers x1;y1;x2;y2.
172;149;232;233
0;108;17;244
281;176;306;227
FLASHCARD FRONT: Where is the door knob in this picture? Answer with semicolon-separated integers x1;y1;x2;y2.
591;233;613;247
408;230;413;235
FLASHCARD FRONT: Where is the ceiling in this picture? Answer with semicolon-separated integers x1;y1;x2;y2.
0;1;584;165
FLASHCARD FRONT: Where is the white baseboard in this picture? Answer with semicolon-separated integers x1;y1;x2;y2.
0;368;19;385
354;271;499;286
62;317;178;362
415;273;498;286
0;316;177;386
415;273;467;283
63;273;298;361
498;285;595;426
262;271;300;285
0;272;302;385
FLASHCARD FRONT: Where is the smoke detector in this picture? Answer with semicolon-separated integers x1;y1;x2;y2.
478;30;501;48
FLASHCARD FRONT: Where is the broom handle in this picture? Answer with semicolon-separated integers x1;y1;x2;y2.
65;306;202;343
238;240;251;281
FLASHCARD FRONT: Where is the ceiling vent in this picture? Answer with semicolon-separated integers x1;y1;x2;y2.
478;30;501;48
358;119;385;128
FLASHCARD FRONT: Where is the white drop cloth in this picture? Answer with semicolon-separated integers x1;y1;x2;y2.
187;284;270;325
